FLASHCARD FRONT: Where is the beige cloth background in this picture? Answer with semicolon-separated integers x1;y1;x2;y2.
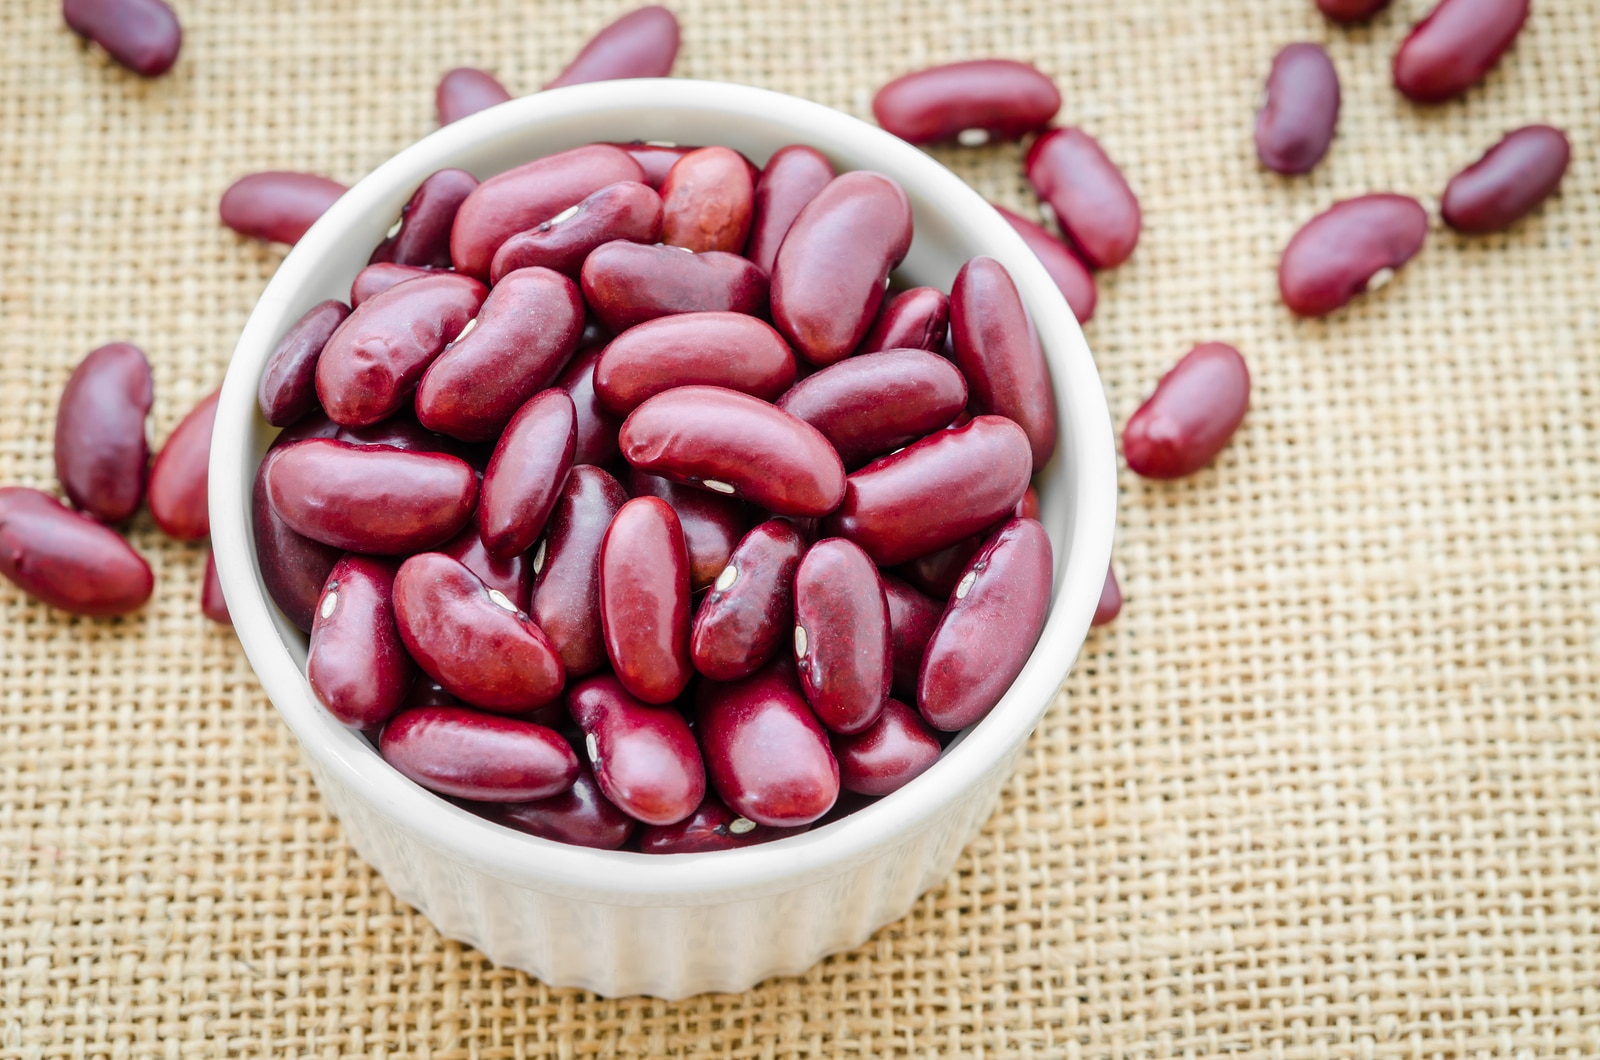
2;0;1597;1055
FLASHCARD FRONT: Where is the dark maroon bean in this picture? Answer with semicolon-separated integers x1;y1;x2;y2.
620;386;847;517
1024;128;1141;270
403;679;460;710
824;415;1031;566
1015;485;1041;520
872;59;1060;146
609;141;699;190
793;538;891;734
595;311;796;416
1278;194;1427;317
918;518;1052;731
690;519;805;681
745;145;836;276
492;759;636;849
147;387;217;541
252;449;342;632
567;673;705;825
63;0;180;77
770;172;913;366
1256;44;1341;176
530;466;627;676
1442;125;1570;233
307;555;415;728
438;515;532;613
200;550;230;626
1092;564;1121;627
830;699;941;796
489;181;663;283
1317;0;1393;19
350;263;435;307
0;487;152;617
638;791;807;853
625;469;750;592
435;67;511;126
54;342;152;523
658;147;755;254
882;574;942;700
380;706;577;802
599;497;692;704
219;172;347;246
895;536;982;599
544;5;679;89
777;350;966;471
1123;342;1250;479
857;287;950;355
332;409;481;465
259;300;349;428
580;241;769;334
480;390;577;559
991;206;1097;325
370;168;479;269
264;439;477;554
950;257;1057;471
555;347;623;467
1393;0;1529;103
450;144;645;279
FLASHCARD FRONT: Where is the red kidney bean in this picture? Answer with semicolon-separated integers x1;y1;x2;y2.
530;466;627;676
306;555;415;728
625;469;750;592
201;550;230;626
435;67;511;126
595;311;796;416
1317;0;1393;19
479;390;577;559
1024;128;1141;270
489;181;663;283
580;241;769;334
598;497;692;704
991;206;1097;325
1278;194;1427;317
830;699;941;796
824;415;1031;566
493;758;636;849
63;0;181;77
881;574;942;701
350;263;435;308
567;673;705;826
555;347;623;467
54;342;152;523
380;706;577;802
1093;564;1122;627
1256;44;1341;176
253;449;342;632
1393;0;1529;103
1442;125;1570;233
690;519;805;681
745;145;836;275
873;59;1061;146
896;535;982;599
439;515;532;613
793;538;891;734
1014;487;1041;520
658;147;756;254
1123;342;1250;479
370;168;479;269
620;386;847;517
918;517;1052;731
219;171;347;246
264;439;477;554
950;256;1058;471
332;409;482;465
450;144;645;279
259;300;349;428
147;387;218;541
608;141;699;189
777;349;966;469
415;267;584;442
857;287;951;355
638;791;808;853
696;661;840;827
0;487;153;617
544;4;679;89
771;172;914;366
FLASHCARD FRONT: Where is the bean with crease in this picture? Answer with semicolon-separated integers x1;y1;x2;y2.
531;466;628;676
370;168;479;268
258;300;349;427
54;342;152;523
489;180;663;282
439;515;532;613
856;287;950;355
690;519;805;682
659;146;756;254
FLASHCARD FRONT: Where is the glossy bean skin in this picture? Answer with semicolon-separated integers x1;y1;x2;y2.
872;59;1061;145
259;300;349;427
380;707;577;802
609;141;699;190
449;144;645;279
620;386;847;518
1278;194;1427;317
770;172;914;366
777;349;966;469
823;415;1032;566
1442;125;1571;233
350;263;435;307
1393;0;1529;103
659;147;756;254
895;535;981;599
580;241;769;334
370;168;479;268
950;257;1058;471
416;267;584;442
1024;128;1141;270
595;311;796;416
745;145;836;275
492;759;636;849
1317;0;1393;19
435;67;511;125
314;272;488;428
794;538;891;734
439;516;531;613
219;171;347;246
857;287;951;355
307;555;415;728
1123;342;1251;479
830;699;942;796
626;470;750;592
544;4;679;88
882;574;942;701
252;449;342;632
991;206;1097;325
54;342;152;523
567;674;705;826
147;387;219;540
489;181;663;282
0;487;153;617
555;347;623;467
393;553;566;712
1256;44;1341;175
530;466;628;676
479;390;577;559
201;550;231;625
1093;563;1122;626
918;518;1053;731
638;791;807;853
599;497;693;704
264;439;478;554
63;0;180;76
690;519;805;681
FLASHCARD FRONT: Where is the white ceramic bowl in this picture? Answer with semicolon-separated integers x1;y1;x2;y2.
210;79;1116;999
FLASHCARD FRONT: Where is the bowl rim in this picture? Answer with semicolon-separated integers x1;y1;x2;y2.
210;78;1117;904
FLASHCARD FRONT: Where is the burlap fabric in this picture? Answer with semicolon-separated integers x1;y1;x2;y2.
3;0;1596;1054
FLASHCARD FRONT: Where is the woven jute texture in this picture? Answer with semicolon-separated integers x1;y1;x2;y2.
3;0;1597;1054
